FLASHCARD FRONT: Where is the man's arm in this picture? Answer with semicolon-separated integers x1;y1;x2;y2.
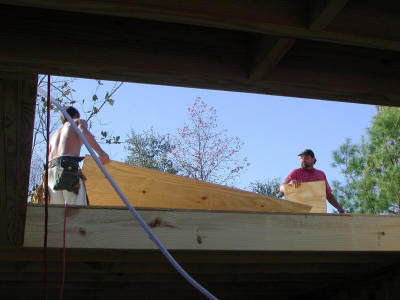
280;170;301;193
327;193;344;214
78;120;110;164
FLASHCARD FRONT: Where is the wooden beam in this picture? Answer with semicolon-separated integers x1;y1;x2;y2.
82;156;311;213
24;206;400;251
0;5;399;106
309;0;349;31
0;260;384;275
0;73;37;247
0;245;399;299
249;37;296;81
0;1;399;51
2;248;400;264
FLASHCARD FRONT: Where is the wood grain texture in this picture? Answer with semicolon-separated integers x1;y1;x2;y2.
82;156;311;213
283;181;327;213
24;205;400;251
0;75;37;247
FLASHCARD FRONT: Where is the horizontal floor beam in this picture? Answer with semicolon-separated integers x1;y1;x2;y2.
24;205;400;251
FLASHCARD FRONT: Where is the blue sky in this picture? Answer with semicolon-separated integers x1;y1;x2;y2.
68;78;377;196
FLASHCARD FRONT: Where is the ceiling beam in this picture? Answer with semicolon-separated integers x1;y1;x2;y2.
2;34;398;106
0;5;399;106
0;0;400;51
0;1;399;51
250;0;348;82
309;0;349;31
249;37;296;81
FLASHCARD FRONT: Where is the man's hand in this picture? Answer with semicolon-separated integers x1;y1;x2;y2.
99;153;110;165
327;193;345;214
289;180;301;188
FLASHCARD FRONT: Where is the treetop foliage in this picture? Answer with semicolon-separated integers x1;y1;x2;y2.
332;106;400;214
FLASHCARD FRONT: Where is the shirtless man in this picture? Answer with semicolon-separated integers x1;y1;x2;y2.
48;106;110;205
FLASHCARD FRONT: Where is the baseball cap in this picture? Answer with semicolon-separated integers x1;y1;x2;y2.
298;149;315;158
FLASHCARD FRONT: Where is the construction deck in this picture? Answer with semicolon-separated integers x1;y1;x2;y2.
1;1;400;299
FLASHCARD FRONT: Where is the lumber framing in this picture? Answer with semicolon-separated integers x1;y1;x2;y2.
0;1;400;299
24;205;400;251
249;37;296;81
1;4;399;106
250;0;347;81
309;0;349;31
0;0;399;52
0;73;36;247
2;245;400;299
82;156;311;213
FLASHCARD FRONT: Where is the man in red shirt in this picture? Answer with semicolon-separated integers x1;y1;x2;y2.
280;149;344;213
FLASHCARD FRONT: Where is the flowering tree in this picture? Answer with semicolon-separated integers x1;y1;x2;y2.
171;97;249;185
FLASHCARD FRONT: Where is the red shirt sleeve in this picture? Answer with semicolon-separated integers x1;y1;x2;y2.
283;169;297;184
322;172;332;197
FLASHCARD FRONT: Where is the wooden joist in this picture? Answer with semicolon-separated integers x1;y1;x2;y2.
0;73;37;247
82;156;311;213
1;0;399;51
309;0;349;31
249;37;296;81
2;244;400;299
0;4;399;106
24;205;400;251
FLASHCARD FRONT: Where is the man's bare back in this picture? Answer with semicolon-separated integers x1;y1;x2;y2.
49;119;84;160
49;117;109;164
46;107;109;205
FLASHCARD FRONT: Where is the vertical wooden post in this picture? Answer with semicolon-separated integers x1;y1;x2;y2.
0;74;37;247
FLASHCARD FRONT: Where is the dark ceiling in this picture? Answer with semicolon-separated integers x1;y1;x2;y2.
0;0;399;106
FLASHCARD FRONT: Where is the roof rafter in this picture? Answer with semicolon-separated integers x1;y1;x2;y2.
0;0;398;51
249;37;296;81
309;0;349;31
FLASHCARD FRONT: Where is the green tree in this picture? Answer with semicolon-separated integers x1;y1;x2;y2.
332;106;400;214
29;76;123;201
125;128;178;174
248;178;283;198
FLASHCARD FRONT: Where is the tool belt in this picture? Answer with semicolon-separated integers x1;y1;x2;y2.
50;156;84;194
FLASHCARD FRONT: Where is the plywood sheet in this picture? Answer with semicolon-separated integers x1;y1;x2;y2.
283;181;326;213
82;156;311;213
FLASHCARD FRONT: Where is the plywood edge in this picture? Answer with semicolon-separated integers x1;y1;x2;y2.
82;156;312;213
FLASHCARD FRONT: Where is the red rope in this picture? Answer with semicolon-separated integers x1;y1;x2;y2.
59;202;67;300
44;74;50;300
44;75;67;300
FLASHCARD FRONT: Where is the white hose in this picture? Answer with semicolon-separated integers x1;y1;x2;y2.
42;91;217;300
